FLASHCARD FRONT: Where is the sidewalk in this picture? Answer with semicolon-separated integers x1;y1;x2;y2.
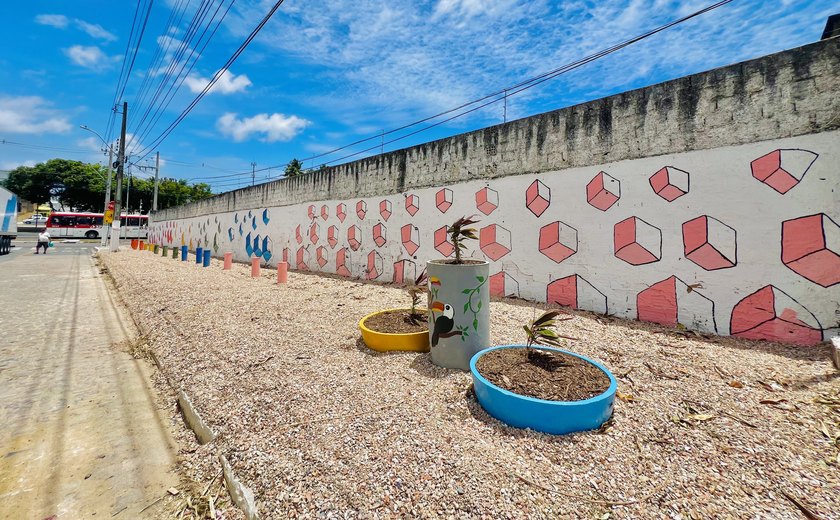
0;245;179;518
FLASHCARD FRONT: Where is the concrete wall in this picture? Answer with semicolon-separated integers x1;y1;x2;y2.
151;38;840;345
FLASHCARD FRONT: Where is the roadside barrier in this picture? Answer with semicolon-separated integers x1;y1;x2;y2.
153;244;159;254
172;247;178;259
139;240;145;250
277;261;288;284
181;245;188;261
131;239;138;249
195;247;203;265
162;246;168;256
203;249;211;267
223;252;233;270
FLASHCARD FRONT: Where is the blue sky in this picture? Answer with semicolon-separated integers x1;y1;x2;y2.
0;0;835;193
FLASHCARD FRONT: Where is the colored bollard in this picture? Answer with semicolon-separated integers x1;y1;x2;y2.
203;249;211;267
181;245;188;261
162;246;168;256
153;244;159;254
131;239;138;249
139;240;145;250
195;247;203;264
277;261;288;284
172;247;178;259
251;258;260;278
223;252;233;270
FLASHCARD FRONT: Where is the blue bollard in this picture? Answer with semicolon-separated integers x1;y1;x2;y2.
203;249;211;267
196;247;203;264
181;245;188;261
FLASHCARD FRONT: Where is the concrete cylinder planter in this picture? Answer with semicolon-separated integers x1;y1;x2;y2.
426;259;489;370
470;345;616;435
358;308;429;352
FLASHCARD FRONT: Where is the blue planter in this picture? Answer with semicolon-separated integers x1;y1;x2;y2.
470;345;616;435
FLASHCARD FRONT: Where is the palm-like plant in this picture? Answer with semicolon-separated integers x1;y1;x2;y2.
448;216;479;264
407;269;428;324
523;310;577;364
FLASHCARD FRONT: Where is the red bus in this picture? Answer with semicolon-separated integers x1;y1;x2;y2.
46;212;149;239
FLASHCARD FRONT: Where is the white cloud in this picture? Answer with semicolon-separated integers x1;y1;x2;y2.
216;113;310;142
35;14;69;28
184;70;252;95
64;45;111;70
1;160;36;170
74;20;117;42
0;96;71;134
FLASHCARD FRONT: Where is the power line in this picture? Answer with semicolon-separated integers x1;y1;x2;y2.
133;0;287;161
116;0;155;104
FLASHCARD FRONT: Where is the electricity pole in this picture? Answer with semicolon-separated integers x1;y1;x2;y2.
152;151;160;212
101;146;113;247
110;102;127;252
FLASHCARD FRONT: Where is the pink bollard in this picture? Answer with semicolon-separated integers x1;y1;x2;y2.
223;252;233;270
251;258;260;278
276;261;288;284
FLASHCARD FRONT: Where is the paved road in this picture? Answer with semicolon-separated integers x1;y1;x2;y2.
0;242;178;518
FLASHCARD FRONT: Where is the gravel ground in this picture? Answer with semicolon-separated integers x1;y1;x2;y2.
100;250;840;520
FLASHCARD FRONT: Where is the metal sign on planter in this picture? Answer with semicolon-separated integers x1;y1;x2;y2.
104;201;115;224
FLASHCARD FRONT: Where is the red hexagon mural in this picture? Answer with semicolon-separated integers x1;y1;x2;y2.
436;188;453;213
327;225;338;249
401;224;419;256
781;213;840;287
586;171;620;211
650;166;689;202
373;222;387;247
336;203;347;223
405;194;419;216
682;215;737;271
309;222;320;244
730;285;822;345
356;200;367;219
320;205;329;220
367;250;383;280
347;225;361;251
750;149;818;194
307;205;316;220
380;199;392;221
526;180;550;217
479;224;512;261
295;224;303;244
475;187;499;215
296;246;309;271
434;226;454;257
539;221;577;263
336;248;351;277
614;216;661;265
316;246;328;268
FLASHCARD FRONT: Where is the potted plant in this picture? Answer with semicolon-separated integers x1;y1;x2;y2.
359;270;430;352
469;310;616;434
427;216;489;369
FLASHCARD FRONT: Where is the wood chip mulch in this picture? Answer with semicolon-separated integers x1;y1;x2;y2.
101;250;840;519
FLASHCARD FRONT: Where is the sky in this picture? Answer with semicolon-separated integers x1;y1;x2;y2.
0;0;835;194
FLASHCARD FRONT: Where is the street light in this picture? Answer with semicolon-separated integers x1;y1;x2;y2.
79;125;115;247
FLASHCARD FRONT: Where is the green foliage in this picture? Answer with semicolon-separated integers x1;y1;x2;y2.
284;158;304;177
523;310;576;349
0;158;213;212
447;215;479;264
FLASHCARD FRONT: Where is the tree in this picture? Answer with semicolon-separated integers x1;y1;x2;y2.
284;158;303;177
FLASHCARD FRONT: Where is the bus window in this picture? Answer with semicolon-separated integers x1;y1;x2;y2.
94;216;103;226
76;216;94;226
52;215;76;227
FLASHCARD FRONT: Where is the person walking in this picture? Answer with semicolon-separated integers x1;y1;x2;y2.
35;229;50;254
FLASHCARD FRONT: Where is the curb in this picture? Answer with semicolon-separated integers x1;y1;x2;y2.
220;455;259;520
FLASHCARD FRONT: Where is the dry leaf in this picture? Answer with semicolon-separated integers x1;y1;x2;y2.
616;391;636;402
728;380;744;388
686;414;716;421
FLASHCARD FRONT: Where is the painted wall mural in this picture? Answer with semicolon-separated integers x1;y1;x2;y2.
148;132;840;345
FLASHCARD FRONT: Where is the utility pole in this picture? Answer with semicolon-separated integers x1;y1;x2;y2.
251;161;256;186
124;163;132;240
110;102;127;252
152;151;160;212
101;146;114;247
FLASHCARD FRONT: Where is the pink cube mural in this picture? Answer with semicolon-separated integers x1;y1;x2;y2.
356;200;367;219
327;225;338;249
781;213;840;287
751;149;818;194
636;276;716;332
479;224;512;261
347;225;361;251
336;203;347;222
649;166;689;202
526;180;550;217
489;271;520;298
367;250;383;280
436;188;453;213
380;199;392;221
434;225;454;257
336;248;351;277
373;223;387;247
682;215;737;270
401;224;419;256
539;221;577;263
405;194;419;216
546;274;607;314
614;216;661;265
586;171;620;211
475;187;499;215
730;285;822;345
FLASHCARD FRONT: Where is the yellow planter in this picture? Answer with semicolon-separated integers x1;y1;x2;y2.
359;308;430;353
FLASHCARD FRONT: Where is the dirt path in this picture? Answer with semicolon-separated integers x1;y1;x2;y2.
0;244;179;518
